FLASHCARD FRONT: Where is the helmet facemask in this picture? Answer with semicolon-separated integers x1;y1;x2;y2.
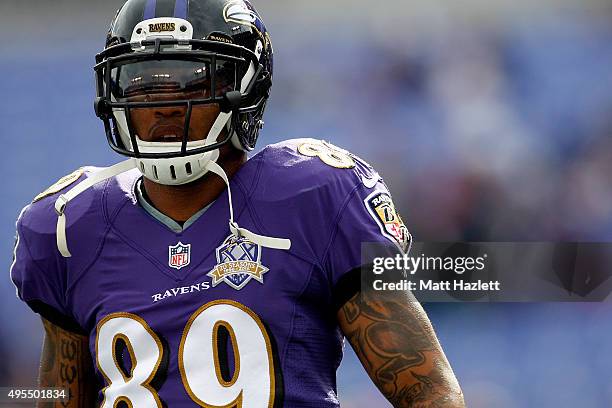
94;17;267;185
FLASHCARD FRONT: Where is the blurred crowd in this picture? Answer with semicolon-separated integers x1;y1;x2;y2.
267;10;612;242
1;0;612;406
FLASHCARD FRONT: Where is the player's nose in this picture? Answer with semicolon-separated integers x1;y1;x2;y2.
154;106;185;118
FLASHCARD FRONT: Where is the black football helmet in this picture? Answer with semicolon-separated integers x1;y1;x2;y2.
94;0;273;184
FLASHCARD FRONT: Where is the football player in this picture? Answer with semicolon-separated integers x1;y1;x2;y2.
10;0;465;407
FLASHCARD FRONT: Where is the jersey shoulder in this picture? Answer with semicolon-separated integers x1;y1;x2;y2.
252;138;383;199
244;139;399;262
12;167;106;322
18;166;140;252
21;167;100;235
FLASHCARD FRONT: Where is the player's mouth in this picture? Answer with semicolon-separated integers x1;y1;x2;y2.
149;124;185;142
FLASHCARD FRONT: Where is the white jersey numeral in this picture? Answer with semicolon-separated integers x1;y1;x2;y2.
96;300;276;408
96;313;164;408
180;300;275;407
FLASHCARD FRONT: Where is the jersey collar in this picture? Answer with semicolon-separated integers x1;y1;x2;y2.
135;178;214;233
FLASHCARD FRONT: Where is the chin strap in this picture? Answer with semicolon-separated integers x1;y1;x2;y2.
55;159;138;257
204;160;292;251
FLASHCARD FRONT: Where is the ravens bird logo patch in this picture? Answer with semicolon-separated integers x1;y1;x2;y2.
365;191;412;253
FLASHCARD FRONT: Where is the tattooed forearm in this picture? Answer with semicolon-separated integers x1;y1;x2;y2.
338;292;465;408
38;318;97;408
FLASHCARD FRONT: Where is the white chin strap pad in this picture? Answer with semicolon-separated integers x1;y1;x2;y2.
133;111;231;185
204;160;291;250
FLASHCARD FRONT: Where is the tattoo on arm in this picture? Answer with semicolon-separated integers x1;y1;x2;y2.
38;319;97;408
338;292;465;408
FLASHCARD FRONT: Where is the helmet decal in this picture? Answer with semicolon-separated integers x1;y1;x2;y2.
223;0;264;37
224;0;257;24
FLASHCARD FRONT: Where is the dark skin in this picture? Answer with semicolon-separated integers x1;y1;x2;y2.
337;291;465;407
38;94;464;407
37;319;97;408
130;95;247;221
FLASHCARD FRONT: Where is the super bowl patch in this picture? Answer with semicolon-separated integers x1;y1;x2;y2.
365;191;411;253
169;242;191;270
34;168;85;202
208;235;269;290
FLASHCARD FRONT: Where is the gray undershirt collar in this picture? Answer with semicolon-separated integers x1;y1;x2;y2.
135;179;214;233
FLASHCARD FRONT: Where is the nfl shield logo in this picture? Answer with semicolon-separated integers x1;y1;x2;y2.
169;242;191;270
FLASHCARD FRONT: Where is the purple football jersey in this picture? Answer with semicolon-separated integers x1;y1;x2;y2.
11;139;410;407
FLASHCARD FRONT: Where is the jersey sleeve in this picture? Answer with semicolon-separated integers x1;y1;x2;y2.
10;205;83;332
324;180;412;311
242;138;412;310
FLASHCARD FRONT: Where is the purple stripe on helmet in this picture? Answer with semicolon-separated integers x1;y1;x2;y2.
174;0;188;19
143;0;156;19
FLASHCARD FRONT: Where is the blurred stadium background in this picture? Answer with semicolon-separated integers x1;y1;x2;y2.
2;0;612;406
